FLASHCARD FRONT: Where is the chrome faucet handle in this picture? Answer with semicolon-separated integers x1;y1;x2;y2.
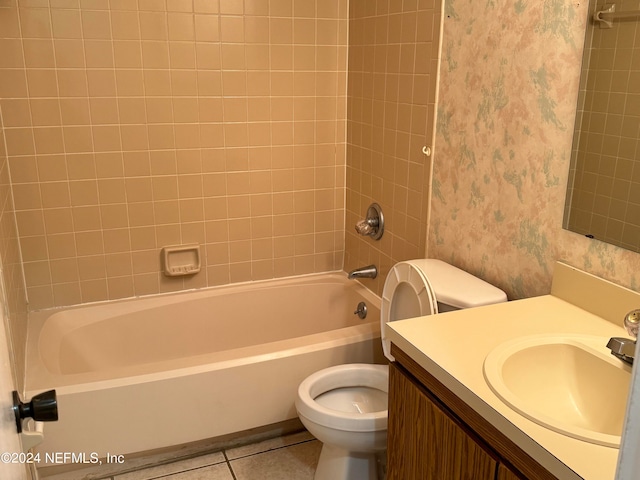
607;337;635;365
355;219;375;236
354;203;384;240
624;309;640;339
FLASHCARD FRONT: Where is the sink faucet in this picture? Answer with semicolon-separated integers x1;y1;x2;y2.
607;338;635;365
607;309;639;366
347;265;377;280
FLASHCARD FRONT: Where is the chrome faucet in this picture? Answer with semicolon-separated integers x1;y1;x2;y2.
347;265;377;280
607;338;636;365
607;309;639;366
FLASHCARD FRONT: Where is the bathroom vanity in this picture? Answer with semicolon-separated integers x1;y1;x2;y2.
386;262;639;480
389;346;552;479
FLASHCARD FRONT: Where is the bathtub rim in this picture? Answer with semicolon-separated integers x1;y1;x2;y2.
28;270;375;316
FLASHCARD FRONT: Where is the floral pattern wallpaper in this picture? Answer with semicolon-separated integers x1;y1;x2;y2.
429;0;640;299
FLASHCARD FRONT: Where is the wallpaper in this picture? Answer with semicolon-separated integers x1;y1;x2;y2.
429;0;640;299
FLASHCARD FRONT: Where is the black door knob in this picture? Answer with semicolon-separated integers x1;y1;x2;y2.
13;390;58;433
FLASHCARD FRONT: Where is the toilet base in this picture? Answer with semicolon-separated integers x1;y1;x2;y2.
314;443;378;480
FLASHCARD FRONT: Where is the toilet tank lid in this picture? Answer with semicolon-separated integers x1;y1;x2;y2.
408;259;507;308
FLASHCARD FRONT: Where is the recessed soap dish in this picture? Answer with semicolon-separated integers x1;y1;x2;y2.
162;244;201;277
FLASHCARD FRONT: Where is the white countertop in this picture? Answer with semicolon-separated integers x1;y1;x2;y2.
386;263;639;480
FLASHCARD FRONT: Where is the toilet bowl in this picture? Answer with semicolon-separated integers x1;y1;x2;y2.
296;364;388;480
296;259;508;480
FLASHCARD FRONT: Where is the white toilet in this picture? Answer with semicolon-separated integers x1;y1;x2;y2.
295;259;507;480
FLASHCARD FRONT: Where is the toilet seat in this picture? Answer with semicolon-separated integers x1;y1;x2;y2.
381;261;438;361
296;364;388;433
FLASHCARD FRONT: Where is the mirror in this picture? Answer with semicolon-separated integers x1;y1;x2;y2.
563;0;640;253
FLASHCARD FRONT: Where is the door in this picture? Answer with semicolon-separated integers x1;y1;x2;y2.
616;340;640;479
0;318;28;479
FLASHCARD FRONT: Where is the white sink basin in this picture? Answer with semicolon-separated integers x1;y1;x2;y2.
483;335;632;447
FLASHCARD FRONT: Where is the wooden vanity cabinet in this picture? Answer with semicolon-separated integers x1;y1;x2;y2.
388;344;559;480
498;464;527;480
388;360;497;479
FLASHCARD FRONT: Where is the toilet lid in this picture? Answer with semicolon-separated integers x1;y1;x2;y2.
381;261;438;361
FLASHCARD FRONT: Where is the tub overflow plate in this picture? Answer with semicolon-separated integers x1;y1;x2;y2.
354;302;368;320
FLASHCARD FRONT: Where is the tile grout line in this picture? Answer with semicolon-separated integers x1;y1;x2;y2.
221;437;320;480
83;450;229;480
222;451;238;480
129;458;231;480
224;437;318;462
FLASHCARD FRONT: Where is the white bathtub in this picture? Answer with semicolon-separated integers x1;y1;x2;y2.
25;273;384;458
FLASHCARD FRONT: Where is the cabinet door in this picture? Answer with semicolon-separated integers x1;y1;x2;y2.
497;464;524;480
388;363;497;480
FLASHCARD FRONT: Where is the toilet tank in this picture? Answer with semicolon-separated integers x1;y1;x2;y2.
415;259;507;311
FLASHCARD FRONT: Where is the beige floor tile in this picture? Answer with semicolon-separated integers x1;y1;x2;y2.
225;430;315;460
230;440;322;480
40;432;320;480
114;452;226;480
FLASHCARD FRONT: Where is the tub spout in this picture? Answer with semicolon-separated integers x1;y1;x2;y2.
348;265;377;280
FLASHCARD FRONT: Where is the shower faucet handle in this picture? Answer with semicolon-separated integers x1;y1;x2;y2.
355;219;375;236
354;203;384;241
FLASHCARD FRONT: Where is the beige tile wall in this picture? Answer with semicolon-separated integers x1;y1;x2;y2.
566;0;640;251
0;0;348;309
0;97;28;391
344;0;441;295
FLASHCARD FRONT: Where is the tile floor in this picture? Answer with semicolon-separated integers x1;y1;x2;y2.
39;431;321;480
